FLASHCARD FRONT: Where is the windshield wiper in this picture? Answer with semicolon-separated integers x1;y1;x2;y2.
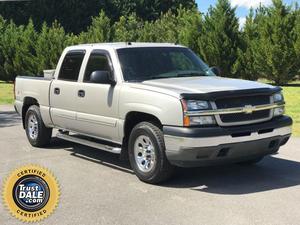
175;72;207;77
145;71;207;81
146;75;172;80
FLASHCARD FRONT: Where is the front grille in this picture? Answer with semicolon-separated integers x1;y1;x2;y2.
220;110;270;123
215;95;270;109
215;95;271;125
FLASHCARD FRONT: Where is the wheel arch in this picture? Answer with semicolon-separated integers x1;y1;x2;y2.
120;111;163;158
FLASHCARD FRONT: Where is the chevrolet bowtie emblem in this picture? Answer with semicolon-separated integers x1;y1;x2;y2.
242;105;255;114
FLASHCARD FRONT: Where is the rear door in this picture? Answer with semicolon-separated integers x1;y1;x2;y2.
50;50;85;131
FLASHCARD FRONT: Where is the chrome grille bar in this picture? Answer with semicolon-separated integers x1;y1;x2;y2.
185;102;284;116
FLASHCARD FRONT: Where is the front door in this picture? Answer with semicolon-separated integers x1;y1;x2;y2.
75;50;120;142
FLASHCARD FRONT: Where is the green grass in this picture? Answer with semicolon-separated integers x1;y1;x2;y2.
282;86;300;136
0;81;299;136
0;81;14;105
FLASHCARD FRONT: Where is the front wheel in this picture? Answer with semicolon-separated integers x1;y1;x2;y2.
25;105;52;147
128;122;174;184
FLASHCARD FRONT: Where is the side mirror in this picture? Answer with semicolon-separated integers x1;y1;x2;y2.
90;70;116;85
210;66;221;76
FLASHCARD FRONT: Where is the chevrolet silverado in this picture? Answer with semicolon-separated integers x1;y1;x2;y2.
14;43;293;183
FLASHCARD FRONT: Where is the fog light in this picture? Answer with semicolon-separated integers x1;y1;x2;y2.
274;107;284;117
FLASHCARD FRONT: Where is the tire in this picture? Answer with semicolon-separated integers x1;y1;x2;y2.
25;105;52;147
237;156;264;165
128;122;174;184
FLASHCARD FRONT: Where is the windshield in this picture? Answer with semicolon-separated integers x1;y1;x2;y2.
117;47;215;82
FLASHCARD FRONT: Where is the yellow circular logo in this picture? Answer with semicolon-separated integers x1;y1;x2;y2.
2;164;60;223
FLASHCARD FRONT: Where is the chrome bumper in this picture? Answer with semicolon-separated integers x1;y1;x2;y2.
164;126;291;151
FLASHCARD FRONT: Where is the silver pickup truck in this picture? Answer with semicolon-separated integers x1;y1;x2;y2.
15;43;293;184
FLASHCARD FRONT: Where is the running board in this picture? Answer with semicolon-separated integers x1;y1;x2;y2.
56;133;121;154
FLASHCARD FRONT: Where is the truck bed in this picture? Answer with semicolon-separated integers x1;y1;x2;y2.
15;76;53;126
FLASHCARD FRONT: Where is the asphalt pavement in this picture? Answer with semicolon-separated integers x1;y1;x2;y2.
1;105;300;225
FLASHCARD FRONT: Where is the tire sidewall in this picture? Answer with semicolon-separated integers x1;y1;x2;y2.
128;123;165;182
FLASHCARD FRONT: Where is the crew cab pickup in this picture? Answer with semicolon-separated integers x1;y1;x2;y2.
15;43;293;184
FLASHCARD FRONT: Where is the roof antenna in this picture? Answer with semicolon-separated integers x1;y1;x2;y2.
127;42;132;45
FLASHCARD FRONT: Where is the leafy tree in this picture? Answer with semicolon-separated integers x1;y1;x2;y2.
0;0;299;84
0;16;7;81
80;11;112;43
294;5;300;74
13;20;39;77
233;9;259;80
138;21;158;42
106;0;196;21
176;7;202;52
1;20;24;81
65;33;80;46
0;0;109;34
0;0;196;34
138;7;202;49
35;21;68;74
0;19;39;81
138;11;179;43
113;14;143;42
149;11;179;43
254;0;298;85
197;0;240;77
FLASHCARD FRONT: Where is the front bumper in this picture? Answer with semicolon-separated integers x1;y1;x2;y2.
163;116;292;167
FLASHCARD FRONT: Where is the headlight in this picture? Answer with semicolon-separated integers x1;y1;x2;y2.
272;92;285;117
273;92;284;103
181;100;216;126
182;100;210;111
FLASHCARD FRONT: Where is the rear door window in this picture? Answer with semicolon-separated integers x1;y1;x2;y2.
58;50;85;81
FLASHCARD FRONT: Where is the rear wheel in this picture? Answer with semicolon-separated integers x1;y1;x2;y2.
128;122;174;184
25;105;52;147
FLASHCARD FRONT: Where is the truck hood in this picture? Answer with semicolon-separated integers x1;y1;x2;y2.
140;76;274;97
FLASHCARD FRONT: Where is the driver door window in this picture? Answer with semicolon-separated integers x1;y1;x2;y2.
84;53;110;82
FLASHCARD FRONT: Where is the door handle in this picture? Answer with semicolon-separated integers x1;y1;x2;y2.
78;90;85;98
54;88;60;95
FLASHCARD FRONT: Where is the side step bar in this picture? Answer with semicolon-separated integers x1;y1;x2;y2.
56;133;121;154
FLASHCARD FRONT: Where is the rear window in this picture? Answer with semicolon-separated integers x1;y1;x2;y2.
58;51;85;81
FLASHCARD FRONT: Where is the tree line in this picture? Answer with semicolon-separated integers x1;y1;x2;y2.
0;0;299;85
0;0;196;34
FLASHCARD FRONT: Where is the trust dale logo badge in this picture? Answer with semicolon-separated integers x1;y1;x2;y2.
2;164;60;222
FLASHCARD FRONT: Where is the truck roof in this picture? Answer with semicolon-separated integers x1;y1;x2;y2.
67;42;185;50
